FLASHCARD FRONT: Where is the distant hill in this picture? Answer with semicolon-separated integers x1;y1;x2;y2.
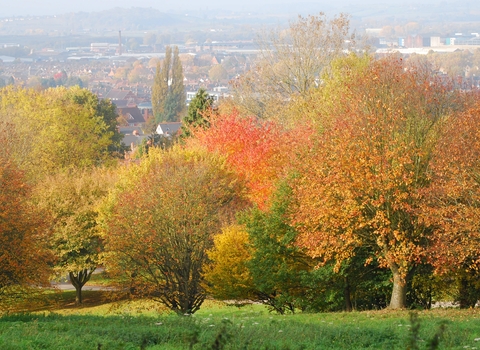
1;2;480;41
0;8;198;36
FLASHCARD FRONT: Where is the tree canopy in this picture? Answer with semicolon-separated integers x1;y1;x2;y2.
181;87;214;138
34;167;115;304
0;86;122;180
232;13;355;121
103;146;246;314
291;55;467;309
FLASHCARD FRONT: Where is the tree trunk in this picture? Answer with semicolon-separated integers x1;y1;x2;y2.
389;266;407;309
75;284;82;305
344;277;353;312
69;268;95;305
458;276;475;309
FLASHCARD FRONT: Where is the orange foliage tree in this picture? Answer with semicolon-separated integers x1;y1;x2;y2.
189;111;314;209
0;134;53;305
292;55;465;309
421;100;480;307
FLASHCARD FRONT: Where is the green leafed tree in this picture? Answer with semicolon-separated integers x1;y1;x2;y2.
66;87;123;157
181;87;214;138
239;182;319;314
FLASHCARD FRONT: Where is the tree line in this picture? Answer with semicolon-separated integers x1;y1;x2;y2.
1;13;480;314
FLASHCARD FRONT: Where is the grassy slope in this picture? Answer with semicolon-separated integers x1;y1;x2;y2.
0;291;480;349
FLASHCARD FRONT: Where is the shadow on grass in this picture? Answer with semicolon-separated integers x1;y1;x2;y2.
7;289;130;314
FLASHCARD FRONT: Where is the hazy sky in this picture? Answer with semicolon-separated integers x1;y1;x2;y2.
5;0;276;16
3;0;441;17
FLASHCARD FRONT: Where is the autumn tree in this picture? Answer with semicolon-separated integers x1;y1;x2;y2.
204;178;385;312
34;168;115;305
203;225;254;301
151;46;186;123
421;99;480;308
232;12;355;121
0;86;122;180
292;55;464;309
427;50;473;78
143;32;157;46
208;64;228;82
128;61;148;83
188;111;314;209
0;134;53;306
103;146;245;315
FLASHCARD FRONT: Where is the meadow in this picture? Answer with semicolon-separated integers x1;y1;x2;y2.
1;290;479;349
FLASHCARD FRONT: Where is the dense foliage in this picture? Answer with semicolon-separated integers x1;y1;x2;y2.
103;147;246;314
0;139;53;307
0;85;122;180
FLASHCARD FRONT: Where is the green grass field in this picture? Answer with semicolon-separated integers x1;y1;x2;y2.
0;291;479;349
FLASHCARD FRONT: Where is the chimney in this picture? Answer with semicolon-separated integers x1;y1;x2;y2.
118;31;122;55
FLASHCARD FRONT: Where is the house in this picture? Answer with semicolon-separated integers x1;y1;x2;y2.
156;122;182;138
105;89;138;103
137;101;153;114
118;126;148;152
117;107;145;127
111;99;137;109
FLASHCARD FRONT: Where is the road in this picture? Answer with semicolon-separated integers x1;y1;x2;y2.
50;268;115;291
50;282;114;291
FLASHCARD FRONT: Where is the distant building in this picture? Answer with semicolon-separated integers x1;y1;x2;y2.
405;35;423;48
90;42;119;54
430;37;442;47
119;126;147;152
156;122;182;138
186;89;230;105
117;107;145;127
365;28;383;37
446;37;456;45
105;89;137;102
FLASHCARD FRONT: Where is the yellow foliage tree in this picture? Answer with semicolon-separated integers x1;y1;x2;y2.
0;86;120;181
204;225;254;300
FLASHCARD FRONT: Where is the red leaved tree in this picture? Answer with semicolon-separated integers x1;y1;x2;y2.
188;111;314;209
